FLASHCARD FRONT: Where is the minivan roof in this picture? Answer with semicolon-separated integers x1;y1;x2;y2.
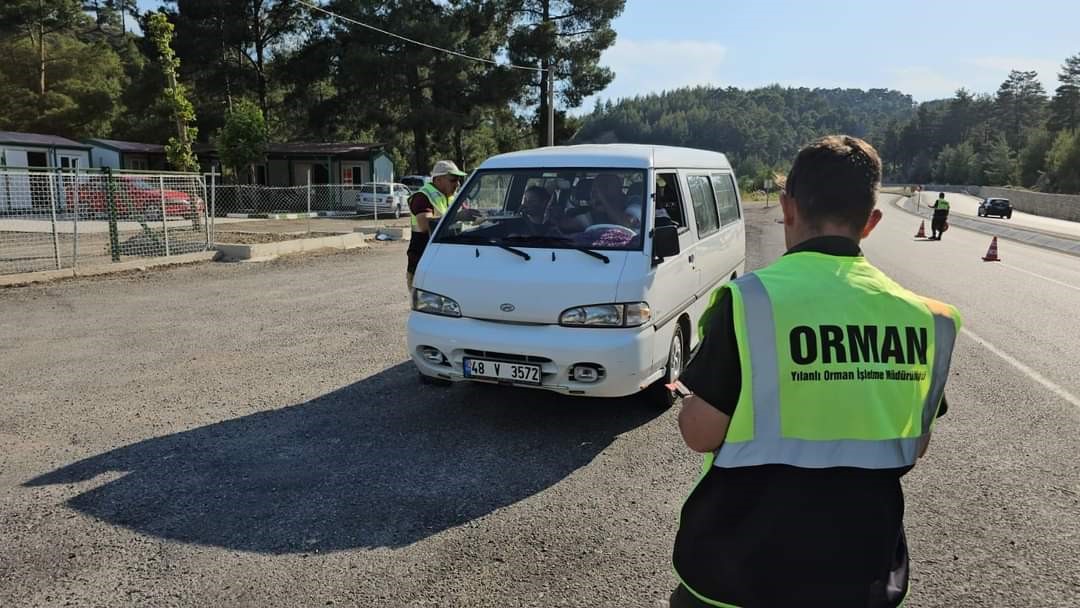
479;144;732;171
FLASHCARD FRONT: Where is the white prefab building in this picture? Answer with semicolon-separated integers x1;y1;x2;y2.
0;131;91;171
194;141;394;187
85;138;168;171
0;131;91;212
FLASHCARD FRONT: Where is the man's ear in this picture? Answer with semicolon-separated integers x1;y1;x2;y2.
780;191;797;227
861;208;883;238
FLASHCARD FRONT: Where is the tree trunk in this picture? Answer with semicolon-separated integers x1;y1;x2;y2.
454;127;465;168
165;69;187;145
220;7;233;111
408;64;429;172
38;15;46;96
253;1;269;120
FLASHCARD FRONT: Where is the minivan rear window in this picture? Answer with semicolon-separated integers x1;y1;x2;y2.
434;168;648;251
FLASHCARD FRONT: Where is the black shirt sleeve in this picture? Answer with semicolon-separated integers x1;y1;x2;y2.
678;288;742;416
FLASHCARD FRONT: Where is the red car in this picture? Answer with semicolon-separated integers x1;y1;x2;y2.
68;176;206;221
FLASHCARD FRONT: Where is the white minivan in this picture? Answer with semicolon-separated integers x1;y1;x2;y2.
407;144;746;406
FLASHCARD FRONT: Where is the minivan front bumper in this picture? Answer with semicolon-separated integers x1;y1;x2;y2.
407;312;662;398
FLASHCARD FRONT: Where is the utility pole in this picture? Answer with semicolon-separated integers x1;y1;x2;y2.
542;0;554;147
547;70;555;147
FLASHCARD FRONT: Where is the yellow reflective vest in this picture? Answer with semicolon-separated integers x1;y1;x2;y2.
410;183;451;231
708;251;962;470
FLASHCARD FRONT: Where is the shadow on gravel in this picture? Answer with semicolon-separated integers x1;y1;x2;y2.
25;362;662;554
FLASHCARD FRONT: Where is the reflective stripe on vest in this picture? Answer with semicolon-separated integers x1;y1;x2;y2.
410;183;451;230
713;255;961;470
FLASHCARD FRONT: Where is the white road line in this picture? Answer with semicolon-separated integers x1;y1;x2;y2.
961;327;1080;410
998;262;1080;293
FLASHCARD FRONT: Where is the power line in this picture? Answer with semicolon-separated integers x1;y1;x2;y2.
296;0;547;73
296;0;556;146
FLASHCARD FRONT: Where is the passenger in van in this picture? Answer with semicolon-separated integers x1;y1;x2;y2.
654;178;676;227
590;173;641;229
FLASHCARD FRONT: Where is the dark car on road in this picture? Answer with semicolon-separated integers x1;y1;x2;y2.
978;197;1012;219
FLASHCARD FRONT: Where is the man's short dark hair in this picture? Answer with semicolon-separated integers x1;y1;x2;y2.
522;185;551;216
784;135;881;233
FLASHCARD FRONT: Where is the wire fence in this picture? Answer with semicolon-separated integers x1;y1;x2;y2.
212;182;410;220
0;168;420;277
0;167;210;276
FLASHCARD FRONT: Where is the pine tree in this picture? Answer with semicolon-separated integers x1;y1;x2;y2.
1048;54;1080;132
994;70;1048;149
507;0;625;146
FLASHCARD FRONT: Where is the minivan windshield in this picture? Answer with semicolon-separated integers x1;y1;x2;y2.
434;168;648;251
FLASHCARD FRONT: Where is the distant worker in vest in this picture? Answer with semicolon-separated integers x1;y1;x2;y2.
930;191;950;240
406;160;467;290
667;135;962;608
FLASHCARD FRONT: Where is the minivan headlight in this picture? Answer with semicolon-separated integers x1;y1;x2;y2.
560;302;651;327
413;289;461;317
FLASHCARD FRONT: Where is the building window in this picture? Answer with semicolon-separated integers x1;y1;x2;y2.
126;157;149;171
27;151;48;168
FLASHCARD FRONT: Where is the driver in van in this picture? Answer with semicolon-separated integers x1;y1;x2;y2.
519;186;564;236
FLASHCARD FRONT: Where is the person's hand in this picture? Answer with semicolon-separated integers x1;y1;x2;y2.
459;208;482;221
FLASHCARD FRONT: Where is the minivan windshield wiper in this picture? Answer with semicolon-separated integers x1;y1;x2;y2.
497;243;531;260
441;232;531;260
503;235;610;264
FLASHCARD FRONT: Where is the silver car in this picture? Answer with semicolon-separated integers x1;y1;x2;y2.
356;182;411;218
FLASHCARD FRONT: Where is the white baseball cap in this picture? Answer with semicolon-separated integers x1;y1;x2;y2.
431;160;467;178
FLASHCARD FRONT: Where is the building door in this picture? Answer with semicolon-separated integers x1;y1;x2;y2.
294;162;331;185
26;151;50;210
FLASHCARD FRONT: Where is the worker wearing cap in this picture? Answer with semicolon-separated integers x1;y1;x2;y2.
668;136;962;608
406;160;467;290
930;192;950;240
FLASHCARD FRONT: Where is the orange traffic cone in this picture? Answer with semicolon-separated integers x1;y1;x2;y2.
914;220;926;239
982;237;1001;262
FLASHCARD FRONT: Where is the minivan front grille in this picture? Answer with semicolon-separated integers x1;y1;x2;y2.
463;350;553;365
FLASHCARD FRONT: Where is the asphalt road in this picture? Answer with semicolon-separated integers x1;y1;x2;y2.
870;195;1080;606
913;191;1080;239
1;200;1078;607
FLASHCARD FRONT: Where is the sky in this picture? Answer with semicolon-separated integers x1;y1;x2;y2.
586;0;1078;108
136;0;1079;107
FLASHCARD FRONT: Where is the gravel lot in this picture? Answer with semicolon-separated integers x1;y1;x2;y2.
1;204;1077;607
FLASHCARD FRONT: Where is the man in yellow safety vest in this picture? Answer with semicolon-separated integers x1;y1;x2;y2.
668;136;962;607
406;160;467;290
930;192;950;240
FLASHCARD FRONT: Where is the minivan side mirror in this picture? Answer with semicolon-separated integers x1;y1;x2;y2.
653;224;680;261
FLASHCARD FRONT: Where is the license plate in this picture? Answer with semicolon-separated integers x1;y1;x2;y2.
463;358;541;385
